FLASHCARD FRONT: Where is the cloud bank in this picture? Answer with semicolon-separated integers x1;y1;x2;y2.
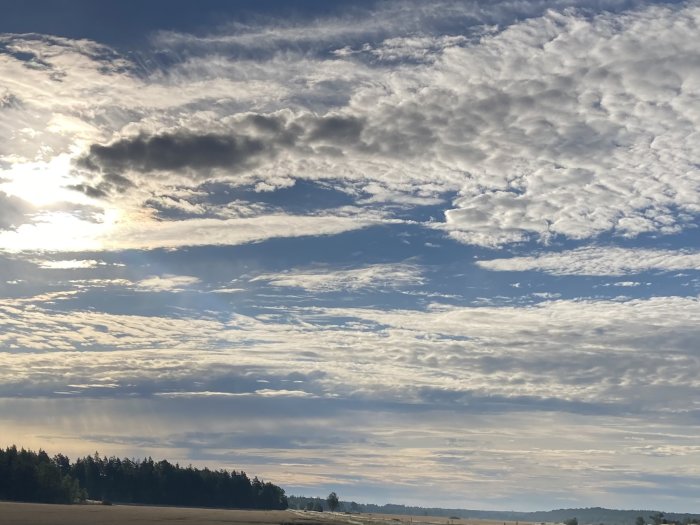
477;247;700;275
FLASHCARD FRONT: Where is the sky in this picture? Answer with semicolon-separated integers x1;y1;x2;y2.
0;0;699;513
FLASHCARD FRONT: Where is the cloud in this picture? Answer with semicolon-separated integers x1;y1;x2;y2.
78;131;267;180
411;4;700;245
0;191;33;229
2;2;700;512
2;3;699;250
151;4;700;246
477;246;700;275
251;262;424;292
136;274;201;292
153;389;316;398
0;287;698;509
3;393;699;511
210;287;245;294
306;114;365;144
0;209;382;252
2;291;698;414
34;259;104;269
152;0;636;58
73;112;367;194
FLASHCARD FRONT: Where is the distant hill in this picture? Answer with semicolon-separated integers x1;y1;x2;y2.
287;497;699;525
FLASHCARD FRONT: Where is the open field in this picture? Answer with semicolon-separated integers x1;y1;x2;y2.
0;502;542;525
328;511;538;525
0;502;332;525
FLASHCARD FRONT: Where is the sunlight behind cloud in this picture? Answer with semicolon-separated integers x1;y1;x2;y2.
0;209;119;252
0;153;92;207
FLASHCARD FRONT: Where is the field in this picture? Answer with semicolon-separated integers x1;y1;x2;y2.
0;502;538;525
341;511;535;525
0;502;322;525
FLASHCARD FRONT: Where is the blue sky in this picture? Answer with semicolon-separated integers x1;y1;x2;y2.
0;0;699;513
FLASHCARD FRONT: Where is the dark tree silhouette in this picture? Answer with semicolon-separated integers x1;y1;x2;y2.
650;514;666;525
70;454;287;509
0;445;287;509
0;446;85;504
327;492;340;512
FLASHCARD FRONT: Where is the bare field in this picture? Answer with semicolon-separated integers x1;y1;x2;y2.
340;512;536;525
0;502;540;525
0;502;342;525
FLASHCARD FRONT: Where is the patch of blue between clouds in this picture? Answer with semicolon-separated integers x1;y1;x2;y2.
3;215;698;319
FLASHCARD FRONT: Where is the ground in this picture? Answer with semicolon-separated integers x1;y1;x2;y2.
0;502;537;525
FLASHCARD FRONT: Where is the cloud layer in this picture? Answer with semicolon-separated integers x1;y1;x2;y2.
478;247;700;275
2;293;698;415
1;2;699;251
1;290;699;508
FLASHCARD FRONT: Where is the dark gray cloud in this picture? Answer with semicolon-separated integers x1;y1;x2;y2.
73;130;279;198
74;113;374;195
69;172;135;198
307;115;365;144
74;111;419;196
80;114;372;179
79;132;267;174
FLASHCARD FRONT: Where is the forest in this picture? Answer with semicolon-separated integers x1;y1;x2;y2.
0;445;288;509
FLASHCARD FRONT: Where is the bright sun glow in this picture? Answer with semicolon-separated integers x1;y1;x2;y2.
0;153;93;207
0;208;121;253
0;151;120;252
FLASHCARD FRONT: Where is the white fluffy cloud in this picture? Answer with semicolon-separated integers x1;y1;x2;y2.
421;5;700;245
477;246;700;275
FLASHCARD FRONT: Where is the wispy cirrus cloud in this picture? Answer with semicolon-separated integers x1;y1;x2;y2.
0;209;383;252
251;262;424;292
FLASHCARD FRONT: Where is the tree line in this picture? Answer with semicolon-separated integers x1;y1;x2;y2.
0;445;288;509
286;498;700;525
288;493;347;513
